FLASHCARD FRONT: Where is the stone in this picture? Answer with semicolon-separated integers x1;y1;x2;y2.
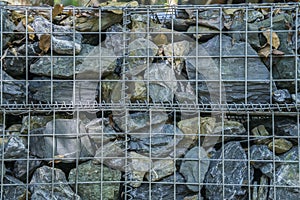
129;173;190;199
145;157;174;182
186;35;273;104
4;136;28;159
128;151;151;187
273;89;291;103
144;62;177;103
29;76;98;104
213;120;246;140
100;73;121;103
13;156;42;182
247;10;264;23
251;125;271;145
31;16;82;55
268;138;293;154
3;175;30;200
128;38;159;75
116;110;168;133
127;76;147;102
129;124;184;158
204;142;253;200
0;162;6;178
291;93;300;103
93;141;125;171
75;12;122;32
4;43;42;77
105;24;123;56
257;175;269;200
250;145;277;178
180;146;209;192
21;115;54;134
6;124;22;135
0;70;26;104
69;160;121;200
29;166;81;200
30;119;96;163
1;11;15;49
187;25;219;41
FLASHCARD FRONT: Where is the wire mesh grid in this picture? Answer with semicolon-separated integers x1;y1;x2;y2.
0;2;300;200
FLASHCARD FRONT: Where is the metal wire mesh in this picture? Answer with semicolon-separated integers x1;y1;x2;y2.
0;3;300;200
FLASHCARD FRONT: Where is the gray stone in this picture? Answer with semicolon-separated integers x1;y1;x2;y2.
204;142;253;200
69;160;121;200
30;119;96;163
31;16;82;55
128;38;159;75
105;24;124;56
1;10;15;49
21;115;53;134
273;89;291;103
187;25;218;41
29;77;98;104
0;70;26;104
258;175;269;200
0;162;6;178
144;62;177;103
93;141;125;171
180;146;209;192
4;136;28;159
29;166;81;200
3;175;29;200
13;156;42;182
129;124;184;158
145;157;174;182
186;35;273;104
250;145;277;178
130;173;190;200
4;43;42;77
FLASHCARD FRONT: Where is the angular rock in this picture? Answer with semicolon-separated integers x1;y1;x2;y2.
186;35;273;104
3;175;29;200
93;141;125;171
105;24;123;56
29;77;98;104
100;73;121;103
0;162;6;178
4;43;42;77
129;124;184;158
128;76;147;102
129;173;190;200
180;146;209;192
273;89;291;103
257;175;269;200
1;10;15;49
13;156;42;182
69;160;121;200
128;151;151;187
205;142;253;200
250;145;277;177
144;62;177;103
4;136;28;159
251;125;271;145
268;138;293;154
0;70;26;104
30;119;96;163
31;16;82;55
115;111;168;133
145;157;174;182
187;25;218;41
213;120;246;140
29;166;81;200
128;38;159;75
21;115;53;134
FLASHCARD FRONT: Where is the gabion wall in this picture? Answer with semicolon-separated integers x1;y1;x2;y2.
1;2;300;200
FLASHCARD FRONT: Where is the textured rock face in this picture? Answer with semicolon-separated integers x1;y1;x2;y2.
186;35;273;104
204;142;253;200
29;166;81;200
69;161;121;200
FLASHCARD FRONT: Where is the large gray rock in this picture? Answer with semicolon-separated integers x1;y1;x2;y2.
144;62;177;103
4;136;28;159
204;142;253;200
69;160;121;200
30;119;96;163
29;166;81;200
180;146;209;192
13;156;42;182
0;70;26;104
129;173;191;200
3;175;29;200
186;35;273;104
29;77;98;104
31;16;82;55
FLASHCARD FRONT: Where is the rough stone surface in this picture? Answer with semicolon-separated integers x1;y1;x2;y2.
130;173;191;199
13;156;42;182
1;10;15;49
268;138;293;154
30;119;96;163
29;166;81;200
144;62;177;102
69;160;121;200
31;16;82;55
250;145;277;178
180;146;209;192
145;157;174;182
4;136;28;159
186;35;273;104
204;142;253;200
3;175;29;200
